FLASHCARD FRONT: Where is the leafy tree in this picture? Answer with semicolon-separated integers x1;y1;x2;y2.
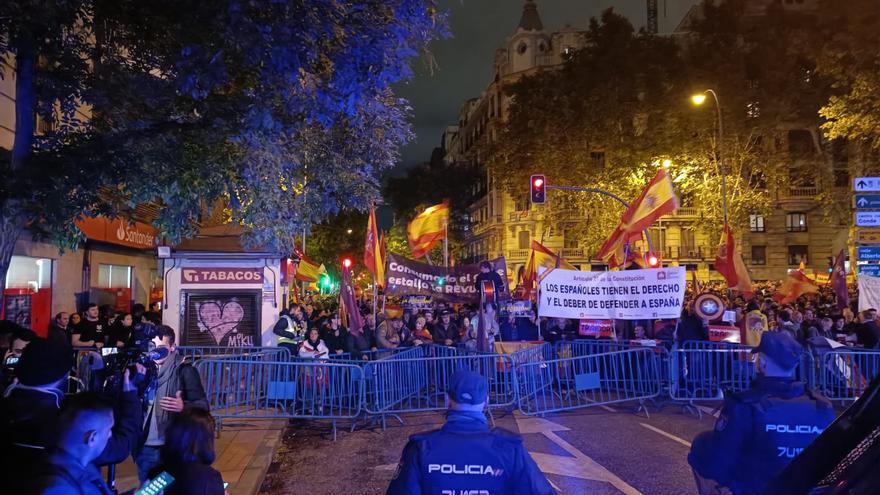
0;0;446;292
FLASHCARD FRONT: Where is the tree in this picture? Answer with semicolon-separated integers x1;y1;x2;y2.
0;0;446;294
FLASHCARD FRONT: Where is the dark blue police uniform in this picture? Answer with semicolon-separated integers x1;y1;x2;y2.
386;410;555;495
688;376;835;494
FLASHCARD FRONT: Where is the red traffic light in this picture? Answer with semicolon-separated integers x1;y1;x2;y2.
530;174;546;204
342;258;353;269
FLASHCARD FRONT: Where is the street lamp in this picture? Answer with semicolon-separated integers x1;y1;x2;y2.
691;89;729;224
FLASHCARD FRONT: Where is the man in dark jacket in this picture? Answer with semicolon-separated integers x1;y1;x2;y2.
857;308;880;348
430;309;459;346
321;316;353;356
474;260;506;303
387;370;555;495
27;392;117;495
688;332;835;494
135;325;208;482
0;340;142;492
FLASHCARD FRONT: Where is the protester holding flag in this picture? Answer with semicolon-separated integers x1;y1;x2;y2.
522;240;575;292
715;224;753;296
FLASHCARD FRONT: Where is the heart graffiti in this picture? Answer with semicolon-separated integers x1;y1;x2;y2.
197;300;245;345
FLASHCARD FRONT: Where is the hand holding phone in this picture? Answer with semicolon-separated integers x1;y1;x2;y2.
135;471;175;495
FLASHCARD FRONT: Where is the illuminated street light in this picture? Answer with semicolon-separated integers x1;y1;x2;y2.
342;258;352;269
346;228;353;234
662;159;673;169
691;93;707;106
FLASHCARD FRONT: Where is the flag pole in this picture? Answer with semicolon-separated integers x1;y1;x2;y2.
444;221;449;268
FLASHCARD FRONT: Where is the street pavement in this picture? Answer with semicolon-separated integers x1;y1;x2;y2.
258;400;722;495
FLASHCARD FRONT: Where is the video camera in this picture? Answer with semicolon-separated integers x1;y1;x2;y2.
101;320;165;396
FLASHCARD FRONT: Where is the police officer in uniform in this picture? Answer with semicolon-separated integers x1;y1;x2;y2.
387;370;555;495
688;332;835;494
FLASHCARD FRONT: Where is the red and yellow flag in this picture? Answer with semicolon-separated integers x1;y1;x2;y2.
295;253;322;283
774;271;819;304
715;223;753;296
364;207;386;287
407;202;449;259
596;169;679;268
523;240;576;290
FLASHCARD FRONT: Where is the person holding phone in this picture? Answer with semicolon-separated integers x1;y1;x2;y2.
150;408;227;495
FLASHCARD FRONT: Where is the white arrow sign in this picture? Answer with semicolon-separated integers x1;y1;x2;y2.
855;177;880;192
858;197;869;207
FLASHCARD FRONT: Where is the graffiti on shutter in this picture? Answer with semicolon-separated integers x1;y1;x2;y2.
183;291;260;347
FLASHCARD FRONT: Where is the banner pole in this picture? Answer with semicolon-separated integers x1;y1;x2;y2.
444;223;449;268
372;276;378;334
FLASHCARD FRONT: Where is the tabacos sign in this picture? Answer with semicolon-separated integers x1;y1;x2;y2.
181;267;263;285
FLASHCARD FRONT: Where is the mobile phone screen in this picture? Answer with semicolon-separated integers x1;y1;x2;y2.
5;356;19;365
135;471;175;495
101;347;118;356
224;482;229;489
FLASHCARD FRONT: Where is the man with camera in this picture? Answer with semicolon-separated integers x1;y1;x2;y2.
0;339;143;491
135;324;209;482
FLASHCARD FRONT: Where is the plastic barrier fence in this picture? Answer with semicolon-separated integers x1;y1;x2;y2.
819;349;880;402
516;348;662;416
363;352;517;414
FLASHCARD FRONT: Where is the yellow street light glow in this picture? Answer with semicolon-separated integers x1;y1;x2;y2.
691;93;707;106
662;159;673;169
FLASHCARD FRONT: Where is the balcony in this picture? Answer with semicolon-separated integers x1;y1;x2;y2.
560;248;585;259
661;246;710;260
507;249;530;261
787;185;819;198
669;207;698;217
507;211;532;222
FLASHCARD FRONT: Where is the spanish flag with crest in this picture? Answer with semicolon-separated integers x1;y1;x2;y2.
596;169;679;268
407;202;449;259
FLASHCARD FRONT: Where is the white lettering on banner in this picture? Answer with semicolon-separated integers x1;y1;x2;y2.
858;275;880;312
538;267;686;320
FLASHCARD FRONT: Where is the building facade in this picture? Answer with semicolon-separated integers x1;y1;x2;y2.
449;0;850;284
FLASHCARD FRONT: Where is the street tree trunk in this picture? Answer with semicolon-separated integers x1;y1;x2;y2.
1;37;36;314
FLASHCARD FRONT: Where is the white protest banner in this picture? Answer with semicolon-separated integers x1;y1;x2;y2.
538;267;686;320
858;274;880;311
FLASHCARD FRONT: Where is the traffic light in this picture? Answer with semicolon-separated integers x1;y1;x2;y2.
647;253;660;268
437;277;445;287
828;256;834;273
530;174;546;204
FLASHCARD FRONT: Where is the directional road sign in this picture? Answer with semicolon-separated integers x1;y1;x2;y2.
855;195;880;209
857;229;880;244
855;211;880;227
854;177;880;192
859;264;880;277
858;246;880;261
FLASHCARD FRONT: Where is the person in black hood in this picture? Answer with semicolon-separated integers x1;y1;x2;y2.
474;261;506;303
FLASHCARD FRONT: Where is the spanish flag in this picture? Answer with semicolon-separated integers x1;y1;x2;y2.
774;270;819;304
364;207;386;287
295;253;322;283
596;169;679;268
523;240;576;290
715;223;753;296
407;202;449;259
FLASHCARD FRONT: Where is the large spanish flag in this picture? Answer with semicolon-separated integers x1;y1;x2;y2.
407;202;449;259
715;223;753;296
295;253;323;282
774;270;819;304
523;240;576;290
596;169;679;268
364;207;386;287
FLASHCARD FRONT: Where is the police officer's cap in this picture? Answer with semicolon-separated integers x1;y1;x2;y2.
751;331;802;369
448;370;488;405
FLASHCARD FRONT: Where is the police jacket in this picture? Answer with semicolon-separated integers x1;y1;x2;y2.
386;410;556;495
688;376;835;495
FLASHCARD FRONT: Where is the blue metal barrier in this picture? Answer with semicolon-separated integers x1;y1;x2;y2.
818;348;880;402
178;346;291;362
196;358;363;440
516;348;662;416
363;352;517;415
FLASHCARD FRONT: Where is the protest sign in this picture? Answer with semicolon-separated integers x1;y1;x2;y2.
579;319;614;338
500;300;534;318
858;274;880;311
539;267;686;320
400;295;433;310
385;254;508;304
708;325;741;343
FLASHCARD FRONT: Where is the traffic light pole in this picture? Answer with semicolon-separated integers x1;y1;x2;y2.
545;184;654;253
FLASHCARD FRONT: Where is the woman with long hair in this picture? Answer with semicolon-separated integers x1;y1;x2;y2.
154;408;226;494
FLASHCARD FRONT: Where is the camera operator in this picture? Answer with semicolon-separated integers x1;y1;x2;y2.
135;325;209;482
0;339;143;491
1;327;36;389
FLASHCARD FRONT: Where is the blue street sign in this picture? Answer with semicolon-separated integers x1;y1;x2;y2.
858;246;880;261
856;211;880;227
855;195;880;209
859;264;880;277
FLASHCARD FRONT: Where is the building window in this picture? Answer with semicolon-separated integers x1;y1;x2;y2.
563;229;579;249
5;256;52;290
517;42;527;55
518;230;531;250
746;101;760;119
98;264;132;288
785;213;807;232
751;246;766;265
788;246;808;266
787;129;815;157
590;151;606;169
749;215;765;232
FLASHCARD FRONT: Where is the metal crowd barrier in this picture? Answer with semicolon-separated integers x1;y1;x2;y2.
818;348;880;402
362;351;517;416
196;358;363;440
516;347;662;416
668;346;756;401
177;345;290;363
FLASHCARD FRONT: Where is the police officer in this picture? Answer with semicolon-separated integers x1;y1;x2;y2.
387;370;555;495
688;332;836;494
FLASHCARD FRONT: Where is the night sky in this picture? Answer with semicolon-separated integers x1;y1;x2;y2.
393;0;698;174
